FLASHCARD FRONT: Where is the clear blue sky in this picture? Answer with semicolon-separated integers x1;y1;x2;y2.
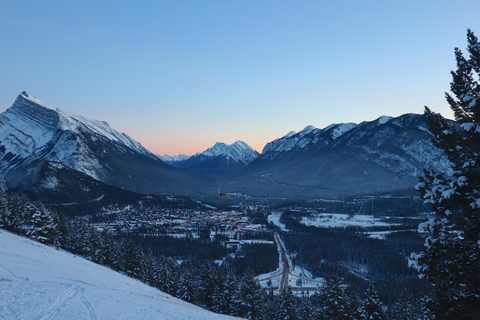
1;1;479;155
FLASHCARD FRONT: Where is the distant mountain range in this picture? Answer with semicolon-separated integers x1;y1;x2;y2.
159;153;191;163
0;92;451;204
162;141;259;177
219;113;450;198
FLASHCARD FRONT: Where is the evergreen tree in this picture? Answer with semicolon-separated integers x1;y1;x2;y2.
349;293;364;320
196;261;217;310
3;193;23;232
176;260;196;303
361;284;386;320
156;255;169;292
211;265;227;314
0;188;8;229
275;287;297;320
416;296;436;320
163;257;180;296
123;239;145;279
63;221;94;257
102;235;123;271
391;289;414;320
141;252;158;286
222;268;241;316
416;29;480;319
296;297;314;320
88;229;107;265
17;200;59;245
261;298;278;320
238;269;264;319
318;276;352;320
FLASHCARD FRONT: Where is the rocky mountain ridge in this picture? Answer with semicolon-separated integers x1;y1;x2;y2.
216;113;451;198
167;141;259;175
0;92;209;196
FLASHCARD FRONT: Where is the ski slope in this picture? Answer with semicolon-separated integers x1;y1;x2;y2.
0;230;240;320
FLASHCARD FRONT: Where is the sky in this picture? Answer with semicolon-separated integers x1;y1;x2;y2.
1;1;480;156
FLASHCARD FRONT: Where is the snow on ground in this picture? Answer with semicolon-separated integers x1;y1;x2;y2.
257;264;323;297
267;212;288;231
365;230;405;240
256;232;323;297
301;213;392;228
0;230;241;320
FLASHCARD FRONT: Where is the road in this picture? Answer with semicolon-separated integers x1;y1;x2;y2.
271;233;323;295
274;233;290;294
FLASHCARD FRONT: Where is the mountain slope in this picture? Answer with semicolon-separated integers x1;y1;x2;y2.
218;114;450;198
169;140;259;176
0;92;210;195
0;230;240;320
5;160;197;215
260;122;357;160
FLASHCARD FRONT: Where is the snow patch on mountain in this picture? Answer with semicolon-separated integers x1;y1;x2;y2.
328;123;357;140
377;115;393;125
284;131;296;138
298;125;316;136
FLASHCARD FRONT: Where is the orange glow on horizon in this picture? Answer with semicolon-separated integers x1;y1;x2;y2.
140;137;266;157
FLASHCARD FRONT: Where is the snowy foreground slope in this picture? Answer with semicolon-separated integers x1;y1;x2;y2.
0;230;241;320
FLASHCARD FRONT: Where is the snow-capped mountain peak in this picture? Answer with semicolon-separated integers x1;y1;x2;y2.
201;140;259;165
159;154;191;163
0;92;60;159
19;91;52;109
203;141;249;156
298;125;317;136
203;142;230;157
167;140;259;173
2;92;152;159
261;122;357;159
0;92;176;193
